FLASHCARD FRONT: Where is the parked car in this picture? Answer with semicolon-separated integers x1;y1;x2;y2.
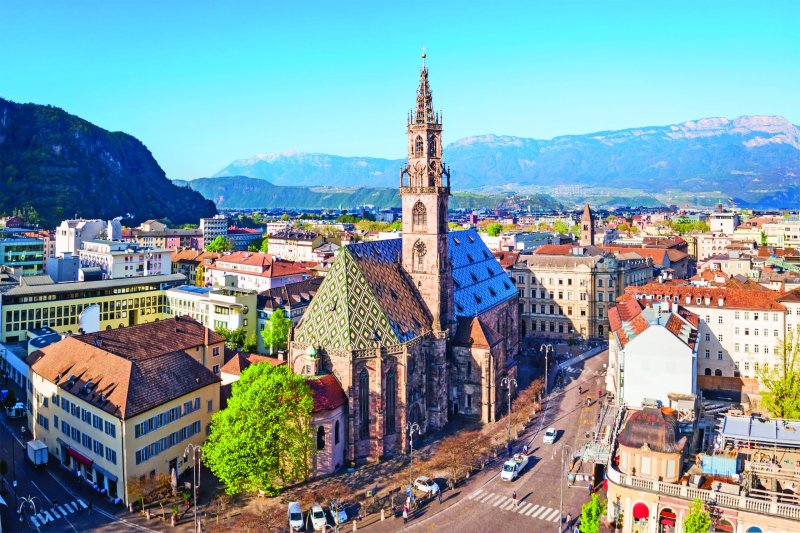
330;500;348;525
501;453;529;481
543;427;557;444
310;503;327;531
414;476;440;495
287;501;304;531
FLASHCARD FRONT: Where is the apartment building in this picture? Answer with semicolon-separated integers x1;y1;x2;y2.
55;219;122;257
79;240;172;279
26;318;222;505
129;228;204;250
226;227;264;251
626;284;786;393
200;215;228;243
709;211;740;235
512;245;654;340
165;285;257;345
171;249;219;285
257;277;323;354
205;251;310;292
0;274;185;343
267;229;324;262
762;219;800;248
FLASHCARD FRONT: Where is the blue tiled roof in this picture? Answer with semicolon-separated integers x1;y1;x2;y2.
449;229;517;318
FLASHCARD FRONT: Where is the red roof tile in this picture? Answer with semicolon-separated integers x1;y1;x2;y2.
627;283;785;311
306;374;347;413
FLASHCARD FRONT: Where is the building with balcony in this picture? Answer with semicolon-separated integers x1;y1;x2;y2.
79;240;172;279
0;230;44;276
205;251;310;292
200;215;228;243
267;228;325;262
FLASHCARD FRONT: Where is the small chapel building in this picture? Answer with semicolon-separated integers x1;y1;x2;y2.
289;55;519;468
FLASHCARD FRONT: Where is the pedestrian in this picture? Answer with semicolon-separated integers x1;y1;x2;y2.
507;442;513;457
88;501;93;515
512;490;517;506
566;512;572;525
403;505;408;524
437;489;442;505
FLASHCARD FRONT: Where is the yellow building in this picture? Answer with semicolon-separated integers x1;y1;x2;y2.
0;273;185;343
26;317;223;505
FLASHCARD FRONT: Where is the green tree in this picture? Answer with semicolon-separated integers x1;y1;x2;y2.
205;364;314;495
248;237;265;252
569;224;581;236
280;213;289;221
553;220;570;234
215;326;248;351
261;309;291;354
260;238;269;253
195;264;205;287
579;493;604;533
758;325;800;419
683;498;711;533
448;222;461;230
486;222;502;237
206;236;234;253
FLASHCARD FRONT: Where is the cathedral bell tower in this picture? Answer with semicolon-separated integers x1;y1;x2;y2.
400;54;452;331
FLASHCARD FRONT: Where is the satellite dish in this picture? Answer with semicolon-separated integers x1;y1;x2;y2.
79;304;101;334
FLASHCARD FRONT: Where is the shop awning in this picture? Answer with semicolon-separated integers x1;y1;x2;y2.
92;463;118;482
633;502;649;520
67;447;93;467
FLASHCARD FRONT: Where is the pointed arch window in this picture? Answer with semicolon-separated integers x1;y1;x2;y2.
414;136;424;156
385;369;397;435
412;201;427;231
413;240;427;272
359;369;370;439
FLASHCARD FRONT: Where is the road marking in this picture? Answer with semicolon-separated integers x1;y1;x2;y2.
544;508;561;522
492;495;509;507
77;498;88;509
58;505;68;515
468;489;485;499
525;504;540;516
66;502;76;512
477;492;493;503
31;516;41;527
51;507;61;518
500;499;516;510
531;506;549;518
481;492;498;504
518;502;533;515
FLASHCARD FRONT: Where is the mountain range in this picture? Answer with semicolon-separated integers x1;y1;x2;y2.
211;115;800;208
0;97;216;227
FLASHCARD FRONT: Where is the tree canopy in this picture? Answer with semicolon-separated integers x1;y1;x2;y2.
261;309;291;354
195;264;205;287
206;236;234;253
682;498;711;533
579;493;604;533
204;364;314;495
215;326;258;353
758;325;800;419
486;222;502;237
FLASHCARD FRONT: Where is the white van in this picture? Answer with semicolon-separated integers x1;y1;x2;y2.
288;501;304;531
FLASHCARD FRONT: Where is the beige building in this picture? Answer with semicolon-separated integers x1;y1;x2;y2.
267;229;324;262
0;274;186;343
26;317;222;505
205;251;310;292
514;245;653;340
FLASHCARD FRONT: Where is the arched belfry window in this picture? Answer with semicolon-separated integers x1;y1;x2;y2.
414;136;424;156
412;202;427;231
316;426;325;450
385;370;397;435
414;240;427;272
428;134;437;157
359;370;369;439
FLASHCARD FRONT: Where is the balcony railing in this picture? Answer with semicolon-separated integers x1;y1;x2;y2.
606;465;800;521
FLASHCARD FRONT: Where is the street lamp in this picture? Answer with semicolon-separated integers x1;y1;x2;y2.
184;443;204;533
17;495;39;524
501;377;517;456
405;422;420;486
540;344;554;397
552;444;573;533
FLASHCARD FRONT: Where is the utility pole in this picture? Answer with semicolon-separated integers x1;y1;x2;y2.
500;377;517;454
552;444;573;533
184;443;203;533
405;422;420;486
540;344;554;397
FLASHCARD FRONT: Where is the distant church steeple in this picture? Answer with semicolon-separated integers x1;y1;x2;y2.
580;203;595;246
400;54;452;330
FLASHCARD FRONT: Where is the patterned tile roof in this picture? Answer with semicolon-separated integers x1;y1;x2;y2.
295;240;430;350
450;230;518;318
296;230;516;350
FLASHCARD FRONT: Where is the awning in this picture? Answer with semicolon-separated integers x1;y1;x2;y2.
67;447;93;467
633;502;649;520
92;463;118;482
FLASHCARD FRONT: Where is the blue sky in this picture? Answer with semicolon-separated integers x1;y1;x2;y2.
2;1;798;180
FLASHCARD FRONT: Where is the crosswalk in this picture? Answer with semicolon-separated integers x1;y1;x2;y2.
562;366;581;376
30;499;88;528
467;489;562;523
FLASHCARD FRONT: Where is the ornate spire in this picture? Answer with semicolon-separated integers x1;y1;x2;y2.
413;53;437;125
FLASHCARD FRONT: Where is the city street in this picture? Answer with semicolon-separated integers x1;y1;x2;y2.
0;409;160;532
364;348;609;533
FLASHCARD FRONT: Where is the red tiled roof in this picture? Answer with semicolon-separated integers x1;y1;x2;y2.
220;351;284;376
627;283;785;311
453;316;504;348
666;249;689;262
209;251;311;278
306;374;347;413
492;251;520;269
534;244;574;255
603;247;669;267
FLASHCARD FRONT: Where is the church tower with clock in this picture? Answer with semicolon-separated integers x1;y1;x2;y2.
400;54;453;332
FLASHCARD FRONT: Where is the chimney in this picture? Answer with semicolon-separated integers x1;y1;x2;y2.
204;326;210;347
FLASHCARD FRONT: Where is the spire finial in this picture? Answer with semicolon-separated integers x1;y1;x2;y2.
421;46;427;68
